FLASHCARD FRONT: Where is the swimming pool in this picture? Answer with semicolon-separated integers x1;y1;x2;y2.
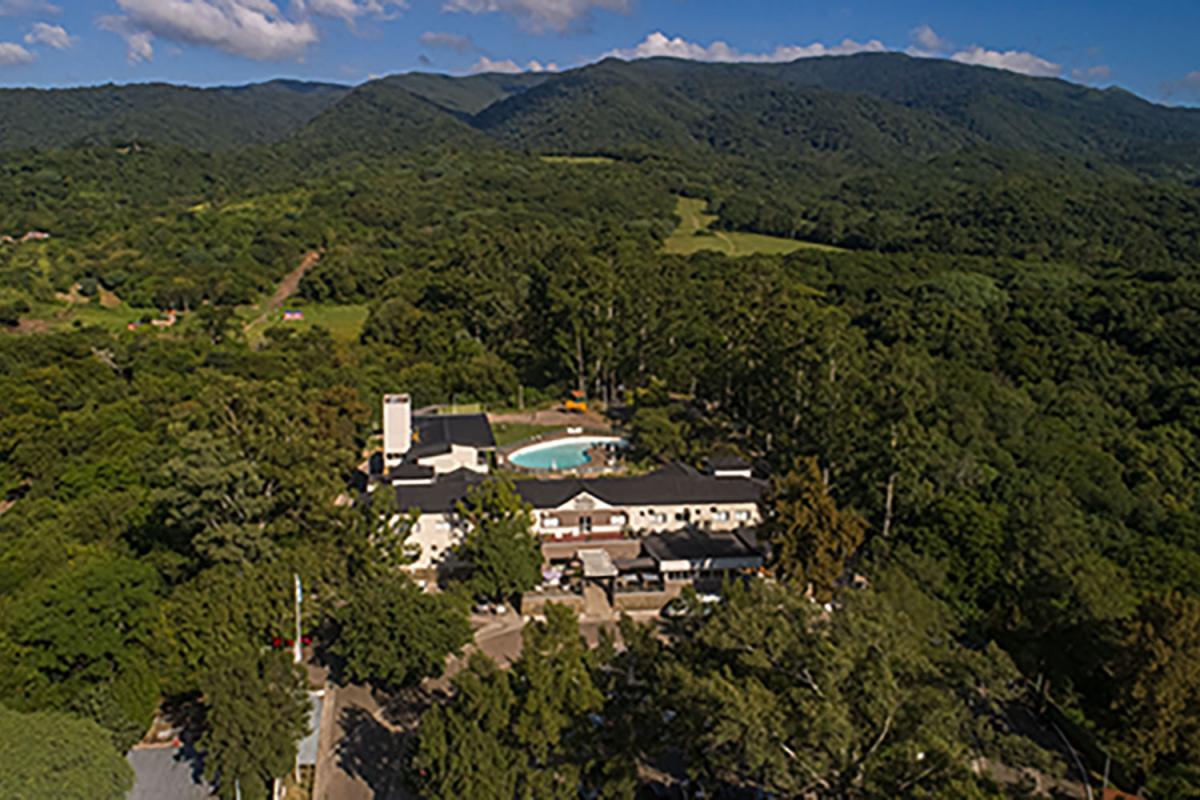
507;436;625;471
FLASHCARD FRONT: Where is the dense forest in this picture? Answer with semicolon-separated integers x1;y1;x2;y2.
2;53;1200;799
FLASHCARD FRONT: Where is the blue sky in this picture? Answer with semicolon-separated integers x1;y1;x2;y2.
0;1;1197;105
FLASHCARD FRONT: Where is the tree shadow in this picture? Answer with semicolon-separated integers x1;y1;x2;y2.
378;685;436;729
159;694;208;785
336;706;412;799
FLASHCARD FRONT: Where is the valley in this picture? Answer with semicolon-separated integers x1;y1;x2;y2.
1;51;1199;800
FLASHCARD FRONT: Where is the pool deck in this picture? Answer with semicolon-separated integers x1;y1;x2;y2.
502;433;627;477
497;428;612;457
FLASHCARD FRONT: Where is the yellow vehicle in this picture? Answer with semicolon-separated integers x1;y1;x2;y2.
563;389;588;414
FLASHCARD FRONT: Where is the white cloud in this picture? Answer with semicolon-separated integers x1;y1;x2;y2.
98;14;152;63
0;40;35;64
300;0;405;22
444;0;632;33
904;25;1062;78
949;45;1060;77
101;0;320;63
604;31;886;64
0;0;58;16
1070;64;1111;83
470;54;557;73
420;30;475;52
24;21;74;49
908;23;949;56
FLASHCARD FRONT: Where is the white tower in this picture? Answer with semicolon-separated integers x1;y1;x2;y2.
383;394;412;471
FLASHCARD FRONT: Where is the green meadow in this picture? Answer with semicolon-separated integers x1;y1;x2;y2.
664;196;843;257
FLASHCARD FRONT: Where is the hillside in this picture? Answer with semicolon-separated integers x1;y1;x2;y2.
0;80;349;152
379;71;551;115
472;57;981;166
467;55;1200;176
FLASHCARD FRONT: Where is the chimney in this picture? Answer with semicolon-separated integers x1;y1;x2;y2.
383;394;412;470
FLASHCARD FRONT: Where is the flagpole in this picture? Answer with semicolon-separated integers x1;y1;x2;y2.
293;573;302;665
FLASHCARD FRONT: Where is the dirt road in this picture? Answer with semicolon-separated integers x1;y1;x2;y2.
245;250;321;334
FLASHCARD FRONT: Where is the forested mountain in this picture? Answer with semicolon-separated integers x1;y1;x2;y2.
0;80;348;152
378;71;551;115
3;53;1200;800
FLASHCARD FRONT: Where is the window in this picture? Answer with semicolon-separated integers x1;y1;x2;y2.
734;510;751;521
713;511;730;522
436;520;451;530
581;516;593;533
649;513;667;525
611;514;627;526
543;516;560;528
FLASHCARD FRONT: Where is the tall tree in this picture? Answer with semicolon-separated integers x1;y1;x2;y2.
411;655;522;800
511;604;604;796
668;577;1020;799
1112;592;1200;789
332;572;471;691
765;456;867;600
199;649;308;800
456;477;543;602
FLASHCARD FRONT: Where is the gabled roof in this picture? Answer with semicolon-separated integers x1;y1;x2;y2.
394;468;484;513
410;413;496;457
515;463;765;509
394;463;766;515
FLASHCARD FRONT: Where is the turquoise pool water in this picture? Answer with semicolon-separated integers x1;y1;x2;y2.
508;436;624;471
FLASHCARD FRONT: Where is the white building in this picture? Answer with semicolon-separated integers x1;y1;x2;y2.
382;394;495;481
393;462;765;573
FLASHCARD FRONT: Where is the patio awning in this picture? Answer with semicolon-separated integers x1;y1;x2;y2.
578;548;618;578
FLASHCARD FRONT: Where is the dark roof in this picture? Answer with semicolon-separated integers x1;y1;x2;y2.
387;462;435;481
614;556;658;572
643;529;761;562
394;469;484;513
515;463;765;509
705;454;751;470
410;413;496;457
394;463;765;515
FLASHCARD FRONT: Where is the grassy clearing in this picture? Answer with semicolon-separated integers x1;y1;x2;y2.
664;196;843;257
250;303;369;345
492;422;565;447
539;155;617;165
20;300;158;333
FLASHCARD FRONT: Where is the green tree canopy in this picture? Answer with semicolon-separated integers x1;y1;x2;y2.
413;604;602;799
0;552;161;750
1113;592;1200;792
332;571;471;691
0;706;134;800
765;456;867;600
199;649;308;800
456;477;543;602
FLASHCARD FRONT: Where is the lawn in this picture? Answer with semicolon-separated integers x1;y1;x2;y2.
20;300;158;334
663;196;843;257
250;303;369;345
491;422;565;447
